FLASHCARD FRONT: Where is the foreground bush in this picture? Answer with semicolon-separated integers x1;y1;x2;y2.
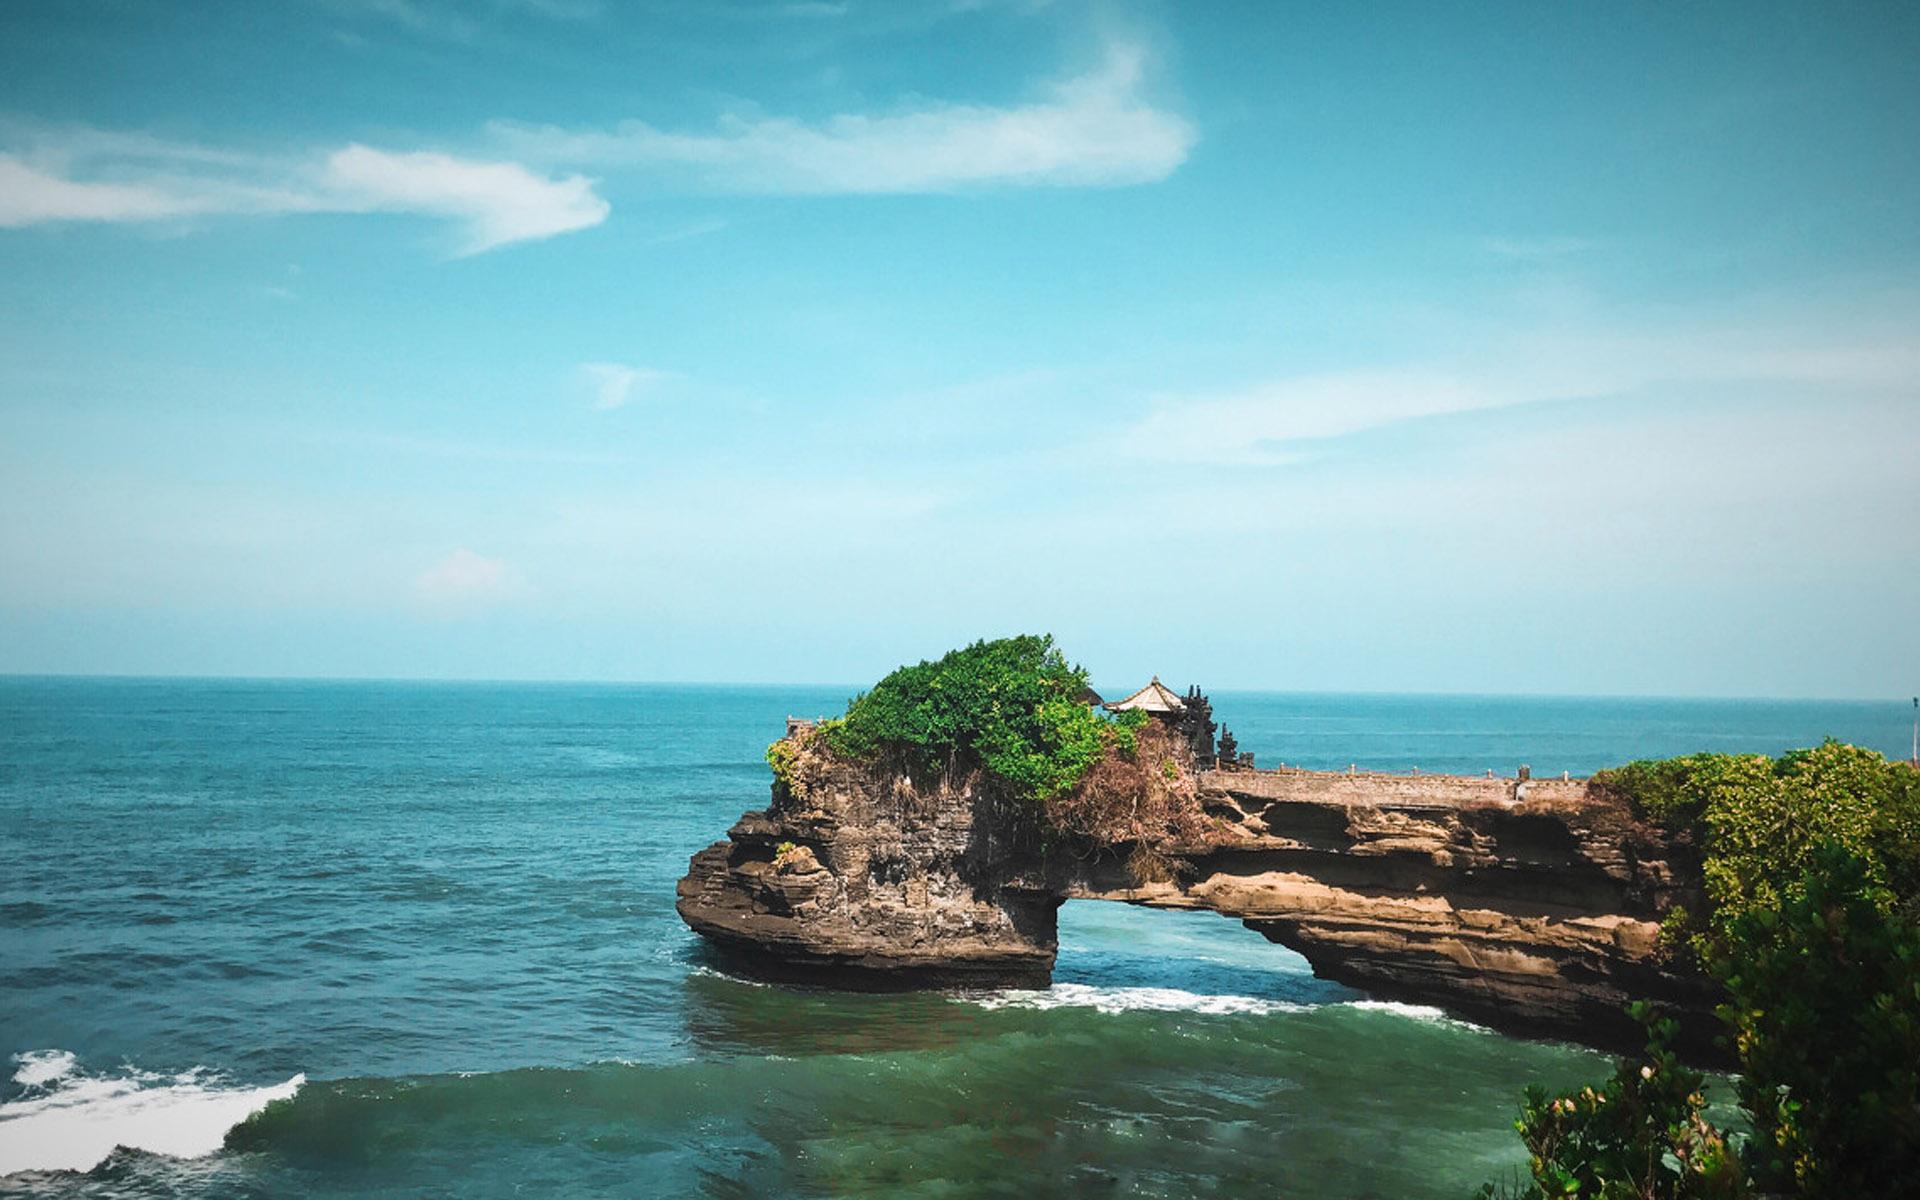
1715;845;1920;1194
1476;1006;1745;1200
1484;744;1920;1198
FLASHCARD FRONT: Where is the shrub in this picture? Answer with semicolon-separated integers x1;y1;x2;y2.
1595;741;1920;945
1487;745;1920;1198
1477;1004;1746;1200
820;634;1133;802
766;737;804;796
1714;845;1920;1195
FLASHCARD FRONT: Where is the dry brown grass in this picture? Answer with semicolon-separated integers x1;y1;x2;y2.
1040;723;1216;852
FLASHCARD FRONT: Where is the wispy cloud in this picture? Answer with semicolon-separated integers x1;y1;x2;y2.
1108;369;1505;467
643;216;729;246
0;149;319;225
1103;321;1920;467
0;131;607;254
579;361;670;410
491;41;1193;193
322;145;606;253
0;40;1188;256
414;547;530;609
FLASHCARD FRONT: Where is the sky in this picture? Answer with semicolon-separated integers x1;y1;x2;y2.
1;0;1917;698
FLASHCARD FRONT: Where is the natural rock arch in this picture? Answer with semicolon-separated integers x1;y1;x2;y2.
677;728;1715;1051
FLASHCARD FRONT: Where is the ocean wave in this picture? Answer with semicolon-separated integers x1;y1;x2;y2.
1340;999;1448;1020
1339;999;1487;1030
964;982;1312;1016
0;1049;303;1176
686;965;773;987
960;985;1488;1029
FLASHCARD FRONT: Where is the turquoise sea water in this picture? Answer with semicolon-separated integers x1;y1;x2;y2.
0;679;1909;1198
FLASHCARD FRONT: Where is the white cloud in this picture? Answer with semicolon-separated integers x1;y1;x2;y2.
1110;369;1501;467
321;145;607;254
0;152;320;226
414;548;529;609
0;42;1185;254
1104;323;1920;467
491;41;1194;193
579;361;670;410
0;156;200;225
0;134;607;254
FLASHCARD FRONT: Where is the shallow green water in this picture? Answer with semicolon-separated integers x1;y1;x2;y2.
2;680;1904;1197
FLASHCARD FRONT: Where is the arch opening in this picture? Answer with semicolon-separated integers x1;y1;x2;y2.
1053;899;1359;1009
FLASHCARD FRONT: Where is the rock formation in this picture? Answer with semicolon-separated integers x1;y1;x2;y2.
677;726;1716;1052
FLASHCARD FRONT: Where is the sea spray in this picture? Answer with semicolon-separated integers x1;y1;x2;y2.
0;1050;303;1176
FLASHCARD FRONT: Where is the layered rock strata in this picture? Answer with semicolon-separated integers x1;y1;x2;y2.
676;746;1059;989
677;733;1714;1050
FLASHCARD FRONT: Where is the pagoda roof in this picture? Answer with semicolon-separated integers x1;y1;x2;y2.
1103;676;1185;714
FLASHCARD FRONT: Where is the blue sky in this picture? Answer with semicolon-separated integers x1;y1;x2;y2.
1;0;1916;697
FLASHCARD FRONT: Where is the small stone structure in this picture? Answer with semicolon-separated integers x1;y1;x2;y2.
1102;678;1243;768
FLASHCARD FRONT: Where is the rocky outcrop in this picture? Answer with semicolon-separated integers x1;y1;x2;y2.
677;732;1715;1051
676;746;1060;989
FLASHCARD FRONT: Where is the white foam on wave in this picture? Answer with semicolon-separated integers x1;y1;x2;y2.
961;986;1491;1029
966;982;1312;1016
1340;999;1448;1020
688;965;772;987
0;1050;303;1177
1339;999;1487;1030
11;1051;78;1089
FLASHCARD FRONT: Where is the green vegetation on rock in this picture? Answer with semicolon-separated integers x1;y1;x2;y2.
1594;741;1920;943
817;634;1142;801
1485;744;1920;1198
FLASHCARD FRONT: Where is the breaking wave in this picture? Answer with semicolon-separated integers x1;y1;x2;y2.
963;984;1486;1028
967;982;1311;1015
0;1049;303;1176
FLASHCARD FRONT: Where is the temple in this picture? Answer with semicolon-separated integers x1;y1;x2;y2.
1103;677;1246;769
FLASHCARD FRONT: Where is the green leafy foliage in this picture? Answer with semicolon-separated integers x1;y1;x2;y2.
1595;741;1920;940
1486;745;1920;1198
820;635;1131;801
1476;1005;1746;1200
765;737;803;795
1109;707;1150;757
1714;845;1920;1195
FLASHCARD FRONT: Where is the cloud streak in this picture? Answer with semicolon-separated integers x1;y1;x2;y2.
0;41;1188;254
491;42;1194;193
0;134;607;254
1105;323;1920;467
322;145;606;253
579;361;669;410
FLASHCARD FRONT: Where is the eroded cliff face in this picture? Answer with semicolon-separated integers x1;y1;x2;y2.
1089;770;1715;1046
676;742;1060;988
676;731;1715;1050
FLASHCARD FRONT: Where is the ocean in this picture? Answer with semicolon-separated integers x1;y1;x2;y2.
0;678;1909;1198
